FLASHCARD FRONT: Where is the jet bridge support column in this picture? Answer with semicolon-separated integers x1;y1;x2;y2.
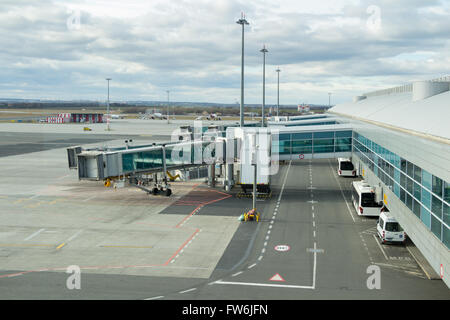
225;163;234;191
208;164;216;187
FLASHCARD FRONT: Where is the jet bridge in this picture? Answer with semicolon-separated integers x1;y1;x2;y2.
66;117;355;196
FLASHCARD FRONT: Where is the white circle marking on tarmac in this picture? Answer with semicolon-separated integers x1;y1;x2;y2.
274;245;290;252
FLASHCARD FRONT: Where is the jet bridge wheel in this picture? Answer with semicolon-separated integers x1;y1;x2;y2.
165;188;172;197
151;187;158;195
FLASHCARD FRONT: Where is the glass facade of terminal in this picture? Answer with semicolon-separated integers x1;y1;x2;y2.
353;132;450;249
272;130;353;155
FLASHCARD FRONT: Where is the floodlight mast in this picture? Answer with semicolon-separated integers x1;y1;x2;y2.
167;90;170;124
236;13;249;128
276;68;281;117
106;78;112;131
260;45;268;127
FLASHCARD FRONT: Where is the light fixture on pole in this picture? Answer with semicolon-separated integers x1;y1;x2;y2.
260;45;268;127
106;78;112;131
276;68;281;117
236;12;249;128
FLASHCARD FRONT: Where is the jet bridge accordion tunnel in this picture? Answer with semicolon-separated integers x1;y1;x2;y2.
72;139;231;182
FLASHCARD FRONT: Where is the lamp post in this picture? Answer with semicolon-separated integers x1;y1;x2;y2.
166;90;170;124
236;13;249;127
276;68;280;117
328;92;332;108
260;45;268;127
106;78;111;131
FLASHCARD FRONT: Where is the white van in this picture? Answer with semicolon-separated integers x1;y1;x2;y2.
337;158;356;177
377;207;406;244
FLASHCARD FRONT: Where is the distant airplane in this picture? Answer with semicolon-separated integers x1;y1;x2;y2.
196;113;221;121
140;110;167;120
110;114;124;119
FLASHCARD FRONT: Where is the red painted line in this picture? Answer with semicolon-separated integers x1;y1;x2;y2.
164;228;200;266
175;192;231;228
175;205;203;228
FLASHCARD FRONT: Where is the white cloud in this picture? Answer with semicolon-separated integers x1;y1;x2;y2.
0;0;449;104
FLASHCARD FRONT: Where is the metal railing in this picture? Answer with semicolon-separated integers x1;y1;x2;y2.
363;75;450;98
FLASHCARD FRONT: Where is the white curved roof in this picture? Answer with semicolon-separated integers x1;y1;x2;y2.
329;90;450;141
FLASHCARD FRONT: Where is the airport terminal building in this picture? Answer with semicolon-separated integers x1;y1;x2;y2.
330;78;450;286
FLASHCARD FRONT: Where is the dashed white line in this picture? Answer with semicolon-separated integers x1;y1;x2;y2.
24;228;45;241
144;296;164;300
67;229;83;242
232;271;243;277
83;195;97;202
179;288;196;294
248;263;257;269
258;255;263;261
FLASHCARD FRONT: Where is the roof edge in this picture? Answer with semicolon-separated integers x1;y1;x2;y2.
328;111;450;146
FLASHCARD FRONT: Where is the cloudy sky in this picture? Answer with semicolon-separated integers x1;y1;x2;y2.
1;0;449;105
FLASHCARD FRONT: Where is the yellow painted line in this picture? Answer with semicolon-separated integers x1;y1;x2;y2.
56;243;66;250
100;245;153;249
25;202;43;209
48;200;58;205
14;198;30;204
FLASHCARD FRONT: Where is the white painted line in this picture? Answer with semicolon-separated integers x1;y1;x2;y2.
83;195;97;202
373;234;389;260
214;280;314;290
248;263;257;269
329;160;356;222
264;241;268;247
265;235;269;241
179;288;196;294
24;228;45;241
312;221;315;227
270;220;274;224
312;212;315;218
144;296;164;300
312;242;317;289
269;225;272;229
313;231;316;237
258;256;263;261
232;271;243;277
267;230;271;235
67;230;83;242
312;205;314;210
261;248;266;253
29;194;40;199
